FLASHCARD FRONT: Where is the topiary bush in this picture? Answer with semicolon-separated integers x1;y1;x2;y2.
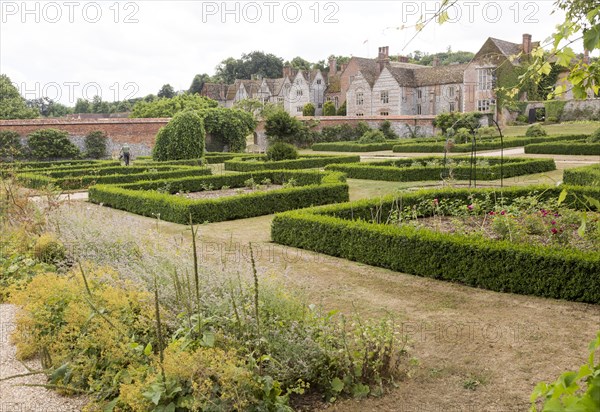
266;142;298;161
200;107;256;152
336;100;347;116
33;233;66;265
84;130;108;159
302;103;315;116
26;129;80;160
0;130;23;160
322;101;336;116
587;128;600;143
359;129;386;143
152;110;205;161
525;123;547;137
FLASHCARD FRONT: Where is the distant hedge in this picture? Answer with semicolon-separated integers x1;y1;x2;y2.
311;141;397;152
224;155;361;171
0;159;118;170
563;164;600;186
88;170;349;224
392;134;589;153
524;142;600;155
325;157;556;181
272;185;600;304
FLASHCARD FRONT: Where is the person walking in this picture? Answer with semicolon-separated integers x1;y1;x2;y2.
120;144;131;166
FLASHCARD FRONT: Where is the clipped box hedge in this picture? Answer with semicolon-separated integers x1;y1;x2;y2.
135;153;262;166
311;141;397;152
271;185;600;304
525;142;600;155
224;155;361;171
325;157;556;181
88;170;349;224
563;164;600;186
0;159;119;171
392;134;588;153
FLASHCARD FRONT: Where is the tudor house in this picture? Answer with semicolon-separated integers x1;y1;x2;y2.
200;34;546;120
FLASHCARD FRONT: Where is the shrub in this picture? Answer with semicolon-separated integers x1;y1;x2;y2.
200;107;256;152
84;130;108;159
33;233;66;264
130;93;217;118
433;111;482;134
0;130;23;160
152;110;205;161
359;129;386;143
26;129;80;160
563;164;600;186
323;101;336;116
356;121;371;136
525;142;600;156
516;114;528;123
266;142;299;161
379;120;398;139
224;155;360;171
336;100;347;116
264;110;304;144
312;142;395;152
525;123;547;137
302;103;315;116
588;128;600;143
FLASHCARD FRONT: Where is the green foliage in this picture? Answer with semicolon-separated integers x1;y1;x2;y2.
0;159;118;171
337;100;347;116
379;120;398;139
0;130;23;160
200;107;256;152
225;155;360;171
88;171;349;224
33;233;66;265
530;332;600;411
266;142;298;161
84;131;108;159
588;128;600;143
131;94;218;118
544;100;568;121
359;130;386;143
316;123;365;143
157;84;175;99
313;142;396;152
564;164;600;186
326;157;557;182
525;142;600;155
264;110;304;144
433;112;482;134
0;74;39;119
323;101;336;116
152;111;206;161
302;103;316;116
26;129;80;160
215;51;284;83
525;124;548;137
272;185;600;303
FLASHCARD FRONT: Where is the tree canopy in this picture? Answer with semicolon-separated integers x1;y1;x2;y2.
0;74;39;119
130;94;218;118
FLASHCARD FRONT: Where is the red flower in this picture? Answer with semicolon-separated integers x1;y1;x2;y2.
551;228;558;234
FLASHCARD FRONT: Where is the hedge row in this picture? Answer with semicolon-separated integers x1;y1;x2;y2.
271;185;600;303
563;164;600;186
19;167;212;190
325;158;556;181
525;142;600;155
392;134;588;153
311;141;397;152
88;170;349;224
0;159;119;170
224;155;361;171
135;153;262;166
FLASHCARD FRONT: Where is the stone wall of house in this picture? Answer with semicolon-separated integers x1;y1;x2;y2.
346;74;373;117
372;69;401;116
561;99;600;121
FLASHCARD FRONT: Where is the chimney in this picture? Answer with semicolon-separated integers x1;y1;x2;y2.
432;57;440;67
378;46;390;73
283;65;291;78
522;33;532;54
398;55;409;63
329;57;337;75
584;49;591;65
340;63;347;73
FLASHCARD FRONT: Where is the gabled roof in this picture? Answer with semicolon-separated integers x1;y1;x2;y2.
387;66;416;87
353;57;380;86
200;83;228;101
413;63;468;86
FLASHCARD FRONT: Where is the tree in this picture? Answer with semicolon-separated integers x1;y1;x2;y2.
214;51;284;83
336;101;347;116
189;74;212;94
233;98;280;121
302;103;315;116
84;131;108;159
264;110;304;144
0;74;39;119
200;107;256;152
158;84;176;99
74;98;91;114
323;101;336;116
0;131;23;160
289;56;312;71
130;94;218;118
27;129;80;160
152;110;205;161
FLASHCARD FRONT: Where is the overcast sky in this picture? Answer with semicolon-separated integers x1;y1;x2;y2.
0;0;584;104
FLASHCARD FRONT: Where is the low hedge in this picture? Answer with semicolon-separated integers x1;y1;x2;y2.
271;185;600;304
563;164;600;186
88;170;349;224
18;166;211;190
135;153;262;166
224;155;361;171
325;157;556;181
392;134;588;153
0;159;119;170
311;141;397;152
525;142;600;155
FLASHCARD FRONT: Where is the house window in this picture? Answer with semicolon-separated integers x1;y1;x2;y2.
277;97;284;104
297;106;303;112
334;96;339;108
477;99;491;112
478;68;494;90
318;103;323;108
356;113;364;117
380;91;389;104
296;89;303;97
449;102;456;112
448;87;455;98
417;104;422;115
380;111;389;116
356;92;364;106
316;79;322;85
417;89;422;99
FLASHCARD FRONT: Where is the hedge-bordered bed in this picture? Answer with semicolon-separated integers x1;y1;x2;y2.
18;165;211;190
271;185;600;304
0;159;119;171
325;157;556;181
311;141;398;152
135;153;263;166
224;155;361;171
88;170;349;224
564;164;600;186
391;134;588;153
524;142;600;155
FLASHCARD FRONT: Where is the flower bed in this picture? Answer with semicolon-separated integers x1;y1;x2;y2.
224;155;361;171
272;185;600;303
563;164;600;186
89;170;349;224
325;157;556;181
524;142;600;155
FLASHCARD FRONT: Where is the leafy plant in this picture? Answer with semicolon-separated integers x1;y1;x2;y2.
359;130;386;143
266;142;298;161
26;129;80;160
302;103;315;116
323;101;336;116
152;110;205;161
525;124;548;137
84;130;108;159
379;120;398;139
0;130;23;160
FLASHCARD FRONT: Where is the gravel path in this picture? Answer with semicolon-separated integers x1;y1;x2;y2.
0;304;86;411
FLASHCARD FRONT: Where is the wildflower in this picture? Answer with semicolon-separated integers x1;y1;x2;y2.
500;210;506;215
551;228;558;234
433;198;439;204
468;204;474;211
551;220;556;225
488;211;495;216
